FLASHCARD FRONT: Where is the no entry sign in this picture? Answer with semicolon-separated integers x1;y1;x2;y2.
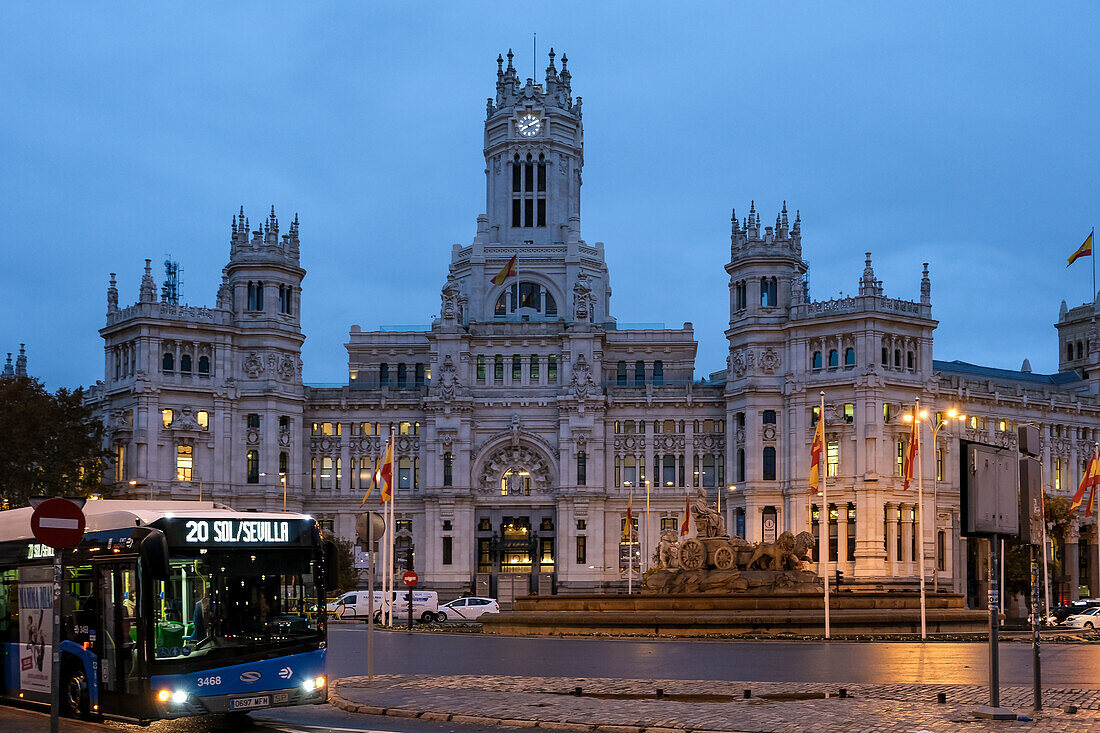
402;570;418;587
30;498;86;549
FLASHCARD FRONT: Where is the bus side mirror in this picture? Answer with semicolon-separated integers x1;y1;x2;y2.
132;527;170;580
323;540;339;591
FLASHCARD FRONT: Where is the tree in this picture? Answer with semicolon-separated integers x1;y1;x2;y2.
330;535;360;596
0;376;107;507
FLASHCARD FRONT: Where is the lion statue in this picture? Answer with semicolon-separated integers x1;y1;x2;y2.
654;528;680;568
746;531;801;571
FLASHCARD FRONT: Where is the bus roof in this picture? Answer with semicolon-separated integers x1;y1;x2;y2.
0;500;315;544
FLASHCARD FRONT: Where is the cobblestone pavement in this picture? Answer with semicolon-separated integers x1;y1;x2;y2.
332;674;1100;732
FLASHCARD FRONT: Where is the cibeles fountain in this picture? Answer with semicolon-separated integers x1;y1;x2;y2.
643;488;823;595
480;490;992;637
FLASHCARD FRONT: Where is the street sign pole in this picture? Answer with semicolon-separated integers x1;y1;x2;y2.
1031;544;1041;711
406;549;414;632
367;514;374;681
988;534;1000;708
50;551;61;733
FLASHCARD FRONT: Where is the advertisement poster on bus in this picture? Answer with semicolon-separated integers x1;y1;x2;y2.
18;582;51;692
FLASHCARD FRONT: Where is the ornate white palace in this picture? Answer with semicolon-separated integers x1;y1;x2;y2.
90;50;1100;607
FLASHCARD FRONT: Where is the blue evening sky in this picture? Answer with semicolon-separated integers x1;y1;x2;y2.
3;2;1098;389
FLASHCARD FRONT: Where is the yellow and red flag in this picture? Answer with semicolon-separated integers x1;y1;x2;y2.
809;413;824;493
377;439;395;504
490;254;518;286
1067;230;1093;267
902;407;918;490
1070;449;1100;514
623;494;633;540
680;494;691;537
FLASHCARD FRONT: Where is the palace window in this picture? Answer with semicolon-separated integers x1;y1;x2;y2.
845;348;855;366
511;153;547;228
197;410;209;430
653;360;664;385
881;347;889;366
248;413;261;429
500;469;532;496
279;452;288;487
847;504;857;560
812;351;822;370
494;355;504;383
443;452;453;486
162;409;173;428
278;284;293;315
442;536;453;565
247;281;264;311
894;349;901;368
577;451;587;486
530;355;539;380
737;449;745;483
617;361;627;385
415;363;425;387
176;445;193;481
811;406;820;426
828;350;838;368
826;441;839;477
397;363;407;387
476;355;486;382
907;351;915;369
635;361;645;386
320;456;333;489
762;410;776;425
844;403;855;423
760;277;778;307
897;440;905;476
399;457;412;490
513;355;522;381
358;457;371;488
379;363;389;386
576;536;586;564
247;450;260;484
198;355;210;375
180;354;192;373
762;446;776;480
548;354;557;382
162;353;174;372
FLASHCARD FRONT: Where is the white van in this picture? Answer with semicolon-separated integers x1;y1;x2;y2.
329;590;440;623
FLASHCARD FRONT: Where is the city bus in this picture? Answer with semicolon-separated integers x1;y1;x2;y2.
0;500;335;723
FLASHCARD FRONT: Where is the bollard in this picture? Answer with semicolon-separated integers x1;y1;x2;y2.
839;688;847;699
937;693;947;704
1064;705;1078;714
574;687;583;697
743;689;751;699
656;688;664;699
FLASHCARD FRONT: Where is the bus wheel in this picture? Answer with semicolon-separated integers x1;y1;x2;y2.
62;666;89;718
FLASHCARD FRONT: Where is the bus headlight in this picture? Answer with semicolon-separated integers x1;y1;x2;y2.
156;689;171;703
302;679;316;693
171;690;188;704
315;676;326;689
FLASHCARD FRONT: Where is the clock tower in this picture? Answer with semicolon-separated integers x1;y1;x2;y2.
445;50;612;325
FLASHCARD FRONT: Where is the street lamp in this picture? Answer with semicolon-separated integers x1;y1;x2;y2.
904;402;965;638
926;408;966;592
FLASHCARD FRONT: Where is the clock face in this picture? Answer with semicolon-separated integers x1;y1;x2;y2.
516;113;541;137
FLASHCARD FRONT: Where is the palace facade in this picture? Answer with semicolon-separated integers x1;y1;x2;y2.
89;51;1100;607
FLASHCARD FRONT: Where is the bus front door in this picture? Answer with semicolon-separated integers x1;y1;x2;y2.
94;561;146;719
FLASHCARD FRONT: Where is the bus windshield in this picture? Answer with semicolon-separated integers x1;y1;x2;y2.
152;548;321;664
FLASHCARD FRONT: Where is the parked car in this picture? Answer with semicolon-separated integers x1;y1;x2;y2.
439;596;500;622
373;590;442;623
1048;599;1100;625
1064;606;1100;629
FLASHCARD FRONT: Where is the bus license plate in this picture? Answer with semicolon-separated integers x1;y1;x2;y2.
230;695;270;710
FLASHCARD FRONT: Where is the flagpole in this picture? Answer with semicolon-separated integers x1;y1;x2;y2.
628;482;634;595
645;480;651;574
380;440;389;626
1092;228;1096;303
390;425;397;626
820;390;830;639
916;397;927;639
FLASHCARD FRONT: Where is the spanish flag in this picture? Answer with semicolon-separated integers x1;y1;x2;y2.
902;406;919;490
1067;230;1093;267
490;254;518;286
809;413;824;493
680;494;692;537
377;439;395;504
1070;449;1100;515
622;494;633;541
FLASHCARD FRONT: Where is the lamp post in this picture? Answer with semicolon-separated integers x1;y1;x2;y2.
926;407;966;593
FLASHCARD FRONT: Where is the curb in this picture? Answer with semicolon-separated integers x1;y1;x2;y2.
328;680;687;732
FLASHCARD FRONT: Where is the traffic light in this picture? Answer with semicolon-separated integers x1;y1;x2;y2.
834;569;844;588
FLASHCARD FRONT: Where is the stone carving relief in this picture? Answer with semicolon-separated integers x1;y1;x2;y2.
477;445;553;495
614;435;646;452
170;408;202;432
654;434;685;451
730;349;753;378
569;353;597;400
759;347;781;374
440;274;460;322
243;353;264;378
573;275;592;322
436;355;461;401
247;429;260;446
762;425;777;441
277;354;296;381
693;433;725;452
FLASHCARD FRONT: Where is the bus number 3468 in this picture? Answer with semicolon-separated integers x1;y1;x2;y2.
195;676;222;687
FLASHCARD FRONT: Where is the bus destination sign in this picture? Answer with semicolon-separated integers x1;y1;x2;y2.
155;518;312;547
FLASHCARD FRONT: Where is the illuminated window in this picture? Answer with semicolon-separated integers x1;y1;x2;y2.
247;450;259;483
575;536;586;564
176;445;192;481
197;410;209;431
936;447;944;481
162;409;173;428
500;468;531;496
843;403;855;423
826;441;839;478
320;457;333;489
897;440;905;476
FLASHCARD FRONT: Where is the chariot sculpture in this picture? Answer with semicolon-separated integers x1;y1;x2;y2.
645;488;819;594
